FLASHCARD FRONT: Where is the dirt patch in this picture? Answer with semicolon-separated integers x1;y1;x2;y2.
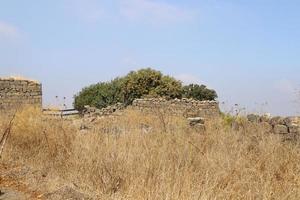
0;163;43;199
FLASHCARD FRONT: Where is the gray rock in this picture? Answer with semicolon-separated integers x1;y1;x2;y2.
284;117;300;127
259;115;271;123
270;117;285;126
247;114;260;123
187;117;205;126
288;124;300;134
274;124;289;134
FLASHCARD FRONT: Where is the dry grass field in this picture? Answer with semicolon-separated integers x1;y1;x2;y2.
1;106;300;199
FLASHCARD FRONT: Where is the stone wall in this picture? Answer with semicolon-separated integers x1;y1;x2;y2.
246;114;300;140
132;98;220;118
82;103;125;117
0;78;42;110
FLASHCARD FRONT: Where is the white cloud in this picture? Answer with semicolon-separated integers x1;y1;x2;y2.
175;73;200;85
119;0;195;24
0;21;20;39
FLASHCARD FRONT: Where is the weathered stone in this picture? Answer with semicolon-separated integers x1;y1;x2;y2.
284;117;300;127
132;98;220;119
0;77;42;111
270;116;285;126
188;117;205;126
259;115;271;123
247;114;260;123
288;124;300;134
82;103;125;118
273;124;289;134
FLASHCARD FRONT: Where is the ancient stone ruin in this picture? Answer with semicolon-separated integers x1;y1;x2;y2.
132;98;220;119
0;77;42;111
82;98;220;120
82;103;125;117
231;114;300;141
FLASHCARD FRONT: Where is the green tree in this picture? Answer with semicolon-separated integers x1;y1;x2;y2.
152;76;182;99
121;68;182;104
74;78;124;111
121;68;163;105
74;68;218;110
182;84;217;101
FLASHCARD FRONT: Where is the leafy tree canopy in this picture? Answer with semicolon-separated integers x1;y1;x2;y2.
74;68;217;110
182;84;218;101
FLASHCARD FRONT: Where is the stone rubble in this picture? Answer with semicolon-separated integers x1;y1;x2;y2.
246;114;300;136
82;103;125;118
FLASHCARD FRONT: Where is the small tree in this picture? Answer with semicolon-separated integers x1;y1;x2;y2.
182;84;217;101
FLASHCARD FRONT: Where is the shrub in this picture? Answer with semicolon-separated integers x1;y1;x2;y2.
74;78;124;111
182;84;217;101
74;68;218;110
122;69;182;105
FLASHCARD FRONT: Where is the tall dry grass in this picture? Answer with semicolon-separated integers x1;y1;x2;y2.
1;106;300;199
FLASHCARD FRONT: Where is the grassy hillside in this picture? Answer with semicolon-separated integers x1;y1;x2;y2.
1;107;300;199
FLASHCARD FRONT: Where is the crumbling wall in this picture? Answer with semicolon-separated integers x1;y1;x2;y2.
132;98;220;118
82;103;125;117
0;78;42;110
245;114;300;140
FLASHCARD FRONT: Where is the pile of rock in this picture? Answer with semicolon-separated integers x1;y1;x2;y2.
82;103;125;118
247;114;300;139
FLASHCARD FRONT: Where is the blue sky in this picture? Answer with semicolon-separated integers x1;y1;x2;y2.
0;0;299;115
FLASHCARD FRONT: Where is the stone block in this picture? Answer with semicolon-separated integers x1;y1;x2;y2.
284;117;300;127
288;124;300;134
270;116;285;126
274;125;289;134
0;78;42;110
247;114;260;123
188;117;205;126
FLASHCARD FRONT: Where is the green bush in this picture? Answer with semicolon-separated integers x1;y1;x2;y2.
122;69;182;105
182;84;217;101
74;78;123;111
74;68;218;110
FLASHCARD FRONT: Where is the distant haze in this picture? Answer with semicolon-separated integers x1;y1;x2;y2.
1;0;299;116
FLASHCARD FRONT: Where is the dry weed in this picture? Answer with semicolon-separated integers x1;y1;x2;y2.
1;107;300;199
